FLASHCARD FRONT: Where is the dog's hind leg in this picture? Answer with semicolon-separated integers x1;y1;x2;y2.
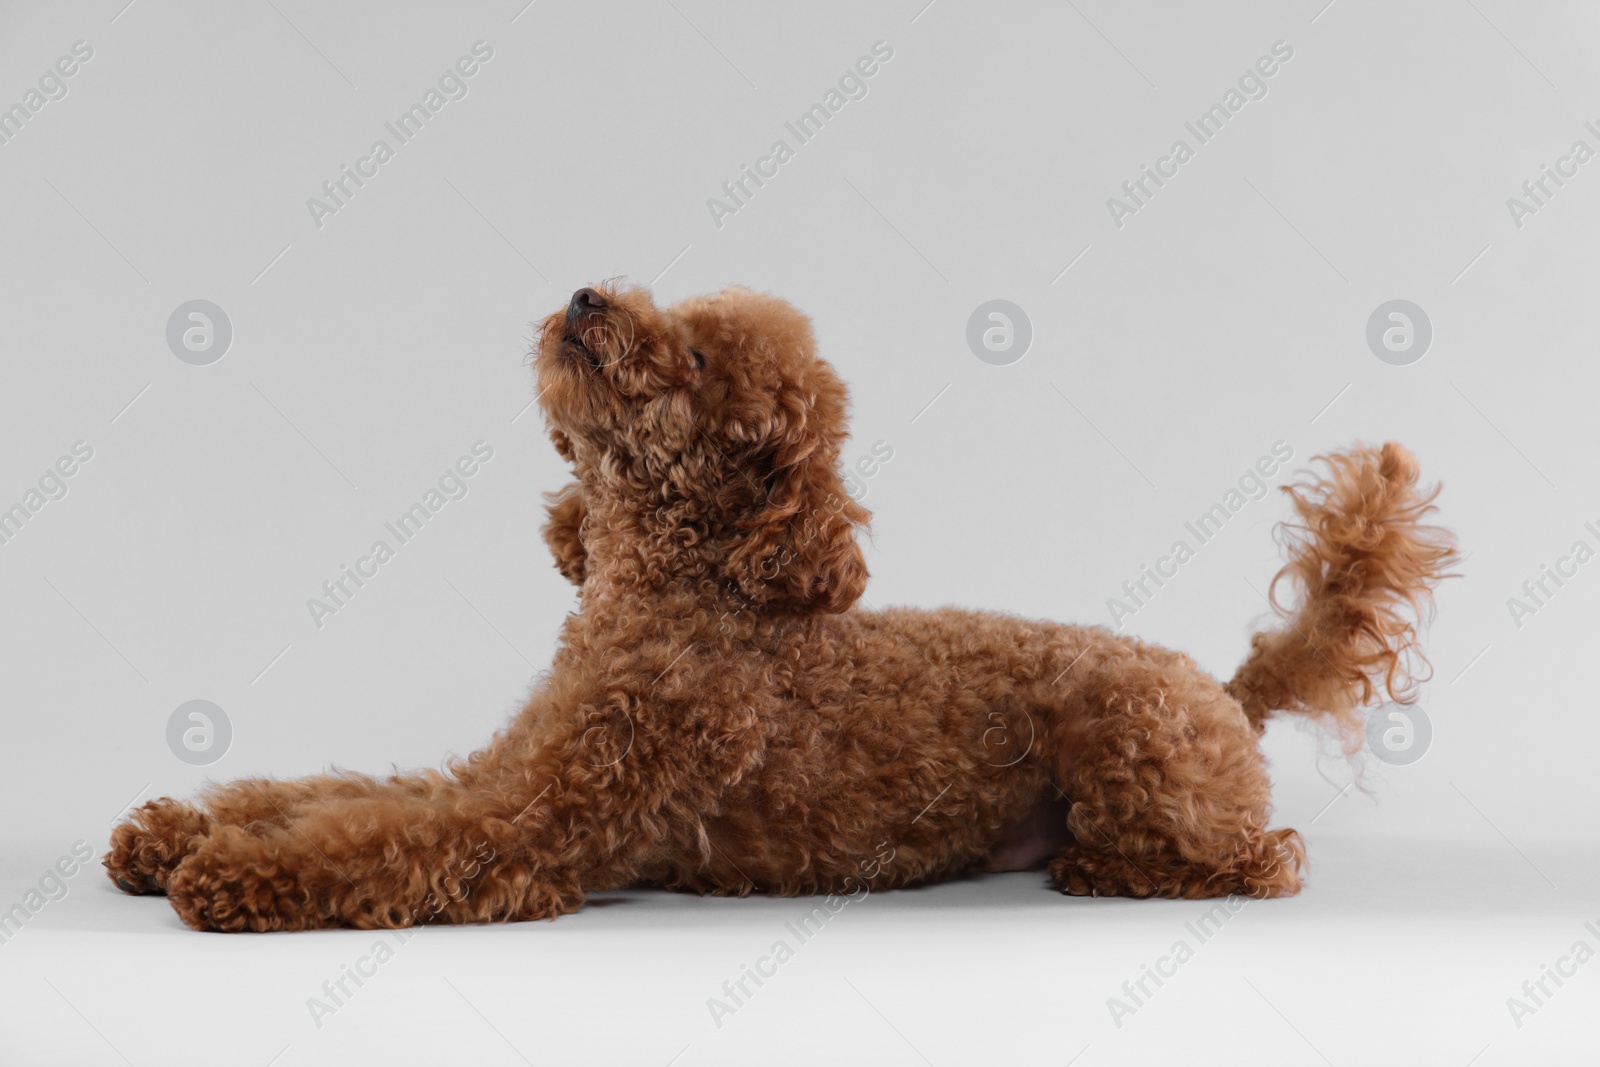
1041;656;1304;899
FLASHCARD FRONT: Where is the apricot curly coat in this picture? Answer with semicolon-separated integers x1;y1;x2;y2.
106;284;1458;931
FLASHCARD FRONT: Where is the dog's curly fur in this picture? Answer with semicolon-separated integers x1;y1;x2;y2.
107;284;1458;931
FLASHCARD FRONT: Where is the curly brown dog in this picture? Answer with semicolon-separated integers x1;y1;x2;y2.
106;284;1457;931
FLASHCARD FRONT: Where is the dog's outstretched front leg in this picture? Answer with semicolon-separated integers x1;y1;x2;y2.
106;772;436;895
164;778;582;932
163;642;749;931
160;709;683;930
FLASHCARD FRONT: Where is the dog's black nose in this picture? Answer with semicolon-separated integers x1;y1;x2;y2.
567;287;606;320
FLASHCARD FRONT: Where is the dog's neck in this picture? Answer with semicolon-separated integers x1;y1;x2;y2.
572;471;746;610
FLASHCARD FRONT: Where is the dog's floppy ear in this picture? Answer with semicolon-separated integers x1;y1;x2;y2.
725;382;869;614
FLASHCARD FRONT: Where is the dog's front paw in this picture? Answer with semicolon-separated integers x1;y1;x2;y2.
105;799;211;895
166;828;325;932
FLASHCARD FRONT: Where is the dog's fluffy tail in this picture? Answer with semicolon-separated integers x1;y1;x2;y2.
1226;442;1459;750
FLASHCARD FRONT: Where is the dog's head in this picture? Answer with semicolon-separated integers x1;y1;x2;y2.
534;283;868;613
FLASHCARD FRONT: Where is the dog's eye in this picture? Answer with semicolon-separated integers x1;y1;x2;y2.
690;348;706;371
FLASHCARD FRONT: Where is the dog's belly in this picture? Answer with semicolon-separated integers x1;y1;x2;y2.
982;791;1074;872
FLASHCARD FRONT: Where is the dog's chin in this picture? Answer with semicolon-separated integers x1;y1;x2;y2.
557;336;599;370
536;341;613;436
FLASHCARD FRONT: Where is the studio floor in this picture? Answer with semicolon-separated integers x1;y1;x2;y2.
0;832;1594;1066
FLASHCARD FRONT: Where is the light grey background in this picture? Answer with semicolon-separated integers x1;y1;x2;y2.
2;0;1597;1063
